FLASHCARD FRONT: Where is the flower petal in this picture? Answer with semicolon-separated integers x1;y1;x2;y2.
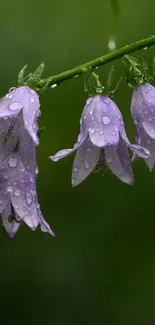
72;136;100;186
50;129;87;162
105;140;134;185
18;130;37;175
120;127;150;159
131;83;155;139
83;96;120;147
0;86;40;145
135;128;155;171
0;153;53;235
1;202;21;238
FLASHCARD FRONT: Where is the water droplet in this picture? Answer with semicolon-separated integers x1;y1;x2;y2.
148;99;152;104
112;131;116;136
83;115;87;120
89;108;94;115
106;155;114;164
108;39;116;51
144;88;148;93
26;192;33;205
8;157;18;168
148;117;152;122
84;160;90;169
7;186;13;193
9;102;22;111
9;87;16;92
4;175;8;179
51;84;57;88
90;128;94;134
74;74;79;78
73;167;78;172
99;130;103;135
144;47;148;50
15;189;21;197
36;166;39;175
4;117;8;120
87;98;93;105
78;134;82;143
30;98;34;103
8;94;13;99
102;115;111;125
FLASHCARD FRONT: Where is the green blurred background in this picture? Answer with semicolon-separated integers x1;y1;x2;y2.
0;0;155;324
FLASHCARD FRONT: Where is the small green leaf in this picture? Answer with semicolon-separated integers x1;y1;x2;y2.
18;65;28;85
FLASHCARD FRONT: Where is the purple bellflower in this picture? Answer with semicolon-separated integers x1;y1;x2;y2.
0;152;54;238
50;95;150;186
0;86;54;237
131;83;155;170
0;86;40;174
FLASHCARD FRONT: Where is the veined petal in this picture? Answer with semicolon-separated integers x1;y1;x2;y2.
1;202;21;238
131;83;155;139
0;86;40;145
105;140;134;185
50;129;87;162
18;130;37;175
83;96;120;147
72;136;100;186
120;127;150;159
0;153;54;236
135;128;155;171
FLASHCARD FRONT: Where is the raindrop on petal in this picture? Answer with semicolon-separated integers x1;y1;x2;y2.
8;157;18;168
26;192;33;205
87;98;93;106
9;102;23;111
84;160;90;169
7;186;13;193
102;115;111;125
36;166;39;175
15;189;21;197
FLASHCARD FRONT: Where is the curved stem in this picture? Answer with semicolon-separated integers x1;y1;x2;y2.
37;36;155;89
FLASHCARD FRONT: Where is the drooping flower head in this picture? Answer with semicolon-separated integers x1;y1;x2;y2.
0;86;40;174
131;83;155;170
0;152;54;237
50;95;150;186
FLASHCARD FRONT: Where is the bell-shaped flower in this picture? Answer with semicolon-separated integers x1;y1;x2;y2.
0;152;54;238
0;86;41;173
131;83;155;170
50;95;150;186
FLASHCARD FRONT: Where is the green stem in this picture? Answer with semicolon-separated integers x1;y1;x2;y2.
37;36;155;89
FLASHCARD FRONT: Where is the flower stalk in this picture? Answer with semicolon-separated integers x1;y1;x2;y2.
36;36;155;91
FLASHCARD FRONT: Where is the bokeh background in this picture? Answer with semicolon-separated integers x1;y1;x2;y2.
0;0;155;324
